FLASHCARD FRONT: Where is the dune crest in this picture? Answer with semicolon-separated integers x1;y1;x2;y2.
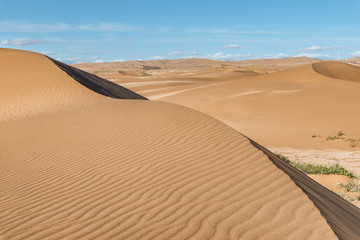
313;61;360;83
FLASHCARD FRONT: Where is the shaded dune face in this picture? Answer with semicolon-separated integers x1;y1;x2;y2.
313;61;360;83
0;48;347;239
48;57;147;100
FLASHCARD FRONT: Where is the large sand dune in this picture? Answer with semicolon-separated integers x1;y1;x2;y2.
2;48;360;239
313;61;360;83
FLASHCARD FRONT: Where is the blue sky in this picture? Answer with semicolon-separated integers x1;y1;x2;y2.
0;0;359;63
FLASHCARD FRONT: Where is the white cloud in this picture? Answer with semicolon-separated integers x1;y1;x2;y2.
111;59;125;62
150;56;166;60
0;21;69;32
221;44;244;49
165;51;198;56
294;53;331;59
76;23;136;32
349;50;360;57
56;56;105;64
0;38;43;46
299;46;345;52
202;52;252;61
0;21;137;33
40;50;57;56
209;29;279;35
77;50;103;55
181;56;198;59
263;53;289;59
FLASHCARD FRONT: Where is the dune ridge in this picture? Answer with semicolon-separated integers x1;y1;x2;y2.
313;61;360;83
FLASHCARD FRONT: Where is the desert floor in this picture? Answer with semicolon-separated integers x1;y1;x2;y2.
76;58;360;176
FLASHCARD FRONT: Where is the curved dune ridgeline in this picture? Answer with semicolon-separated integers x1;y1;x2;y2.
48;57;147;100
1;48;359;239
313;61;360;83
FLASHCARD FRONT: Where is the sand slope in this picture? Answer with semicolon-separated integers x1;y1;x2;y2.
313;61;360;83
0;48;339;239
115;62;360;153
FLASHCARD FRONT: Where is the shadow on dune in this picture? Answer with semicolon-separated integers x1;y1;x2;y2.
313;61;360;83
249;139;360;240
48;57;147;100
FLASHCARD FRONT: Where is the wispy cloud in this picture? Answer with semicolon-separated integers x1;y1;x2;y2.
183;29;284;35
294;53;331;59
0;21;69;32
165;51;199;56
263;53;289;59
77;50;103;55
56;56;105;64
349;50;360;57
221;44;244;49
150;55;167;60
0;21;137;33
75;23;137;32
209;29;280;35
0;38;43;46
298;46;345;52
202;52;252;61
40;50;57;56
111;59;125;62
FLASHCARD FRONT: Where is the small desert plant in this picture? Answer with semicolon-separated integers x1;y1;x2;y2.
326;135;340;141
339;181;360;192
274;153;291;163
346;139;359;148
312;134;321;138
337;130;345;137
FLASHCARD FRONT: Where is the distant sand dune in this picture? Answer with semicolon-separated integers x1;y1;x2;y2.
313;61;360;83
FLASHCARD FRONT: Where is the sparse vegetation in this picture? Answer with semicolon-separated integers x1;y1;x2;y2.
294;163;355;178
276;153;360;203
312;130;360;148
275;153;355;178
312;134;321;138
332;191;360;202
339;181;360;192
337;130;345;137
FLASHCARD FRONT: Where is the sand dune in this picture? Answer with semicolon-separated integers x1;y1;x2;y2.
313;61;360;83
2;48;359;239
